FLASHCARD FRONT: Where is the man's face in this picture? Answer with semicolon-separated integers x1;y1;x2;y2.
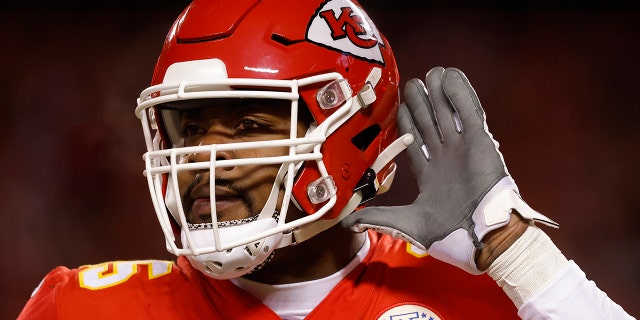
174;99;308;224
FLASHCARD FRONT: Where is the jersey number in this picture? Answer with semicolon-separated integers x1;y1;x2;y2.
79;260;172;290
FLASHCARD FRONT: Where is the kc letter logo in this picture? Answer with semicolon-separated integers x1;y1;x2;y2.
306;0;385;65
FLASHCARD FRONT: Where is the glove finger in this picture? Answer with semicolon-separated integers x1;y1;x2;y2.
340;205;424;244
403;77;442;144
442;68;486;133
402;78;442;165
425;66;460;139
398;104;432;180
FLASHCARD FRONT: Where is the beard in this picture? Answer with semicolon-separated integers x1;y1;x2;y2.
181;173;257;224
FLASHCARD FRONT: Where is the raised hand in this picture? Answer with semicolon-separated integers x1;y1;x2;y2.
342;67;557;274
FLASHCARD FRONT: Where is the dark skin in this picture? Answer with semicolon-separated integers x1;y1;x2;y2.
246;222;366;284
176;99;365;284
175;98;526;283
177;100;305;225
248;210;527;283
475;212;531;271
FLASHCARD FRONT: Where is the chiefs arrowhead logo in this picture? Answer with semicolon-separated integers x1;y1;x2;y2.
306;0;385;65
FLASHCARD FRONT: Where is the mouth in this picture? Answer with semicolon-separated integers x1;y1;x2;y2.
190;195;246;223
184;177;254;223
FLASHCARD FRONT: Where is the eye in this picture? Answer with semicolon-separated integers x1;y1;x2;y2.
237;118;262;131
182;123;205;137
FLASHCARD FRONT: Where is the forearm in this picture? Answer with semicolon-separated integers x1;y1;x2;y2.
475;211;531;271
487;226;634;319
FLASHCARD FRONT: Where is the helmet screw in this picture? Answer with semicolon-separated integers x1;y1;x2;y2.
341;164;350;180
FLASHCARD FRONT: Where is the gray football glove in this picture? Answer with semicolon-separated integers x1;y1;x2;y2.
342;67;558;274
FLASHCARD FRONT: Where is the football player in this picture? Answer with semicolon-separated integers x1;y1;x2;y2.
19;0;634;319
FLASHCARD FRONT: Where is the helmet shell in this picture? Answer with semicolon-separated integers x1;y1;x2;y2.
149;0;399;219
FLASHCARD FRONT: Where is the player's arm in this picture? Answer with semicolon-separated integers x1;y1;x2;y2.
342;67;634;319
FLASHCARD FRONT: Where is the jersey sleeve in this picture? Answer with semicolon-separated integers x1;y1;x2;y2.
18;266;71;320
518;261;635;319
17;260;181;319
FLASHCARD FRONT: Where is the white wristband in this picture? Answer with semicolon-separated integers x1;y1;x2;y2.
487;226;569;308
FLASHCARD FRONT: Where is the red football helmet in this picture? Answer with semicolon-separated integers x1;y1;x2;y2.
135;0;411;279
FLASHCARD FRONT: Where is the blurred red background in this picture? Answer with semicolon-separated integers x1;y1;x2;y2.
2;1;638;318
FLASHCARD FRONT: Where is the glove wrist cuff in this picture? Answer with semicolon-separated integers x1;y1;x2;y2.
474;177;558;243
427;177;559;275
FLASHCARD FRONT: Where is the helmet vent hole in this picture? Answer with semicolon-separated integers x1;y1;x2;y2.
271;34;303;46
206;261;223;272
351;124;381;152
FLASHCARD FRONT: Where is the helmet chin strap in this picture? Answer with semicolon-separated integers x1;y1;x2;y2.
178;163;290;279
182;217;283;279
277;133;414;247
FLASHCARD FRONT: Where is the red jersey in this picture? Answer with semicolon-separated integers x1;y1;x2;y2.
19;231;518;319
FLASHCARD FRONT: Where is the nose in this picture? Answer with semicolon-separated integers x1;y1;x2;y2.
189;129;235;171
